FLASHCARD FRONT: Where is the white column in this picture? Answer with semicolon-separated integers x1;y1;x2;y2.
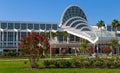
59;48;61;55
16;31;18;52
74;47;77;56
6;31;8;47
2;31;4;53
13;32;15;47
0;31;2;42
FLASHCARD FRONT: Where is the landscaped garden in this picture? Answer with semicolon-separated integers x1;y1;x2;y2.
1;58;120;73
1;29;120;73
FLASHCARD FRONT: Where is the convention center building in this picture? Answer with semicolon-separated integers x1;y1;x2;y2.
0;5;120;54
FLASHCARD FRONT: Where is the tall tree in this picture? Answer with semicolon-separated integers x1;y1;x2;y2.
19;32;50;68
96;20;105;54
55;31;61;42
109;39;119;55
80;38;88;55
111;19;120;39
96;20;105;38
63;31;70;43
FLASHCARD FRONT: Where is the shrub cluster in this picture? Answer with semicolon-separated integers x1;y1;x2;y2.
3;51;19;56
43;57;120;68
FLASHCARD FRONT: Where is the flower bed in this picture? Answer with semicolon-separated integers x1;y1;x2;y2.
43;57;120;68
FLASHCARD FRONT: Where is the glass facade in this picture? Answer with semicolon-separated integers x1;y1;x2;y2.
0;21;58;50
62;6;87;24
81;28;91;31
107;25;120;31
66;18;80;26
71;21;86;27
76;24;87;29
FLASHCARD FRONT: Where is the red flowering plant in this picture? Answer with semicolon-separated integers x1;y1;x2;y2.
102;46;113;55
86;45;95;56
19;32;50;68
51;48;56;54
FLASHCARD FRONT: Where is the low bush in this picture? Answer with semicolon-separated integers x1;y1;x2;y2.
3;51;19;56
43;57;120;68
43;60;51;67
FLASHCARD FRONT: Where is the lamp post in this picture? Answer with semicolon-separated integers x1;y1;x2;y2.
50;28;52;59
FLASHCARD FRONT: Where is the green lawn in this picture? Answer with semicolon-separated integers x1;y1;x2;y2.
0;59;120;73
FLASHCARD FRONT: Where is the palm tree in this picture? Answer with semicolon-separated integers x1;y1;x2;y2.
96;20;105;38
96;20;105;53
109;39;119;55
47;32;56;39
111;19;120;39
78;38;88;55
55;31;61;42
63;31;70;43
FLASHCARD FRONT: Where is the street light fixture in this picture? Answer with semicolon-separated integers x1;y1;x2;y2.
50;28;52;59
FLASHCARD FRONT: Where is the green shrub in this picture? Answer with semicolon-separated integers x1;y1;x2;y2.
64;60;71;67
83;61;90;68
54;60;62;68
43;57;120;68
71;58;82;67
43;60;51;67
3;51;19;56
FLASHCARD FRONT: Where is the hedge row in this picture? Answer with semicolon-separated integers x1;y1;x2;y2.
43;57;120;68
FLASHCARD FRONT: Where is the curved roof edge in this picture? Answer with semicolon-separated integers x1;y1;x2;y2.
65;29;98;44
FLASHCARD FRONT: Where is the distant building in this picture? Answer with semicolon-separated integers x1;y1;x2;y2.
0;5;120;54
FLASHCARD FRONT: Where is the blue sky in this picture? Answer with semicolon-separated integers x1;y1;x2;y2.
0;0;120;25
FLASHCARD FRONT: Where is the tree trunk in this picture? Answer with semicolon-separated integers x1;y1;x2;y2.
67;37;69;43
115;28;117;40
30;58;39;68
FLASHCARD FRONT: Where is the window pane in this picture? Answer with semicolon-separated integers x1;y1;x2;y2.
8;43;13;47
52;24;57;30
15;23;20;29
8;23;14;29
21;23;27;30
4;32;7;41
21;32;27;38
8;32;13;41
1;23;7;29
34;24;39;30
117;26;120;31
28;24;33;29
40;24;45;30
18;32;20;41
46;24;51;30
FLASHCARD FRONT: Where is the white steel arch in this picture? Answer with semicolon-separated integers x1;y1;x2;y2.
60;16;86;27
69;19;87;28
59;5;98;43
74;23;88;29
